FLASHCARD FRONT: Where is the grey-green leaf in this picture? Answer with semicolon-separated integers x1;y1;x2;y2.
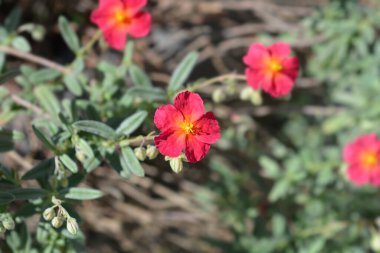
116;111;148;136
64;187;104;200
129;65;152;88
59;154;78;173
58;16;80;52
29;68;61;84
73;120;116;139
12;36;31;52
32;125;56;151
34;86;60;116
127;87;167;102
168;51;198;92
64;74;83;96
121;146;145;177
22;158;54;180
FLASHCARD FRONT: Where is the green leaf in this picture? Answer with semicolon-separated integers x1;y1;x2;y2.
58;16;80;52
0;163;12;180
7;188;48;200
129;65;152;88
4;7;22;32
0;192;15;205
168;51;198;92
73;120;116;139
127;87;167;101
0;69;20;85
32;125;56;151
269;180;289;202
12;36;31;52
64;74;83;96
0;128;14;152
22;158;54;180
116;111;148;136
123;41;134;66
259;156;280;179
64;187;104;200
34;85;60;116
59;154;78;173
29;68;61;84
0;53;5;72
120;146;145;177
76;139;94;158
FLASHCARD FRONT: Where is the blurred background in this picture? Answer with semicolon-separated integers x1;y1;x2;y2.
2;0;380;252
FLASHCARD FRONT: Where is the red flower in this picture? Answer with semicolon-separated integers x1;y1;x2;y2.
243;42;299;98
91;0;151;50
154;91;220;163
343;134;380;186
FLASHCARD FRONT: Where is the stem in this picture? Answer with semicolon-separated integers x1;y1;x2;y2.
188;73;246;92
80;30;102;55
0;46;70;75
119;133;156;147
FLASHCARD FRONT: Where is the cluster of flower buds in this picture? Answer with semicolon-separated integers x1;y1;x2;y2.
43;196;79;235
50;157;71;188
134;145;159;161
211;80;237;104
0;213;15;236
240;87;263;106
165;154;188;174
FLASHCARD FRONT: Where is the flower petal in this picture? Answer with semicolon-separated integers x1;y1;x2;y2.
154;104;183;131
103;27;128;50
282;57;299;80
243;43;269;69
123;0;148;10
262;73;294;98
195;112;220;144
347;165;370;186
268;42;291;59
174;91;204;122
245;68;267;90
154;130;185;158
185;135;210;163
128;12;151;38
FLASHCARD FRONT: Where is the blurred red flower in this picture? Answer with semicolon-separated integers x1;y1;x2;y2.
243;42;299;98
91;0;151;50
154;91;220;163
343;134;380;186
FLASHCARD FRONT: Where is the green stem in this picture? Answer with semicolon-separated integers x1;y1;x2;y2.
188;73;246;92
119;133;156;147
79;30;102;55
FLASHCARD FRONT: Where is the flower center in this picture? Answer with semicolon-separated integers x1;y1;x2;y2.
114;9;132;24
269;60;283;73
360;151;379;169
181;121;195;135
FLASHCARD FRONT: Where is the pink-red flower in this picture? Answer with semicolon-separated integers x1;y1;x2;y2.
343;134;380;186
91;0;151;50
243;42;299;98
154;91;220;163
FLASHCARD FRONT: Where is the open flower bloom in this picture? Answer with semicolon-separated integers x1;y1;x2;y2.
243;42;299;98
91;0;151;50
343;134;380;186
154;91;220;163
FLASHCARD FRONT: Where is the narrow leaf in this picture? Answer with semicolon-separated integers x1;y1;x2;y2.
7;188;48;200
34;85;60;116
73;120;116;139
64;74;83;96
121;146;145;177
0;69;20;85
127;87;167;101
58;16;80;52
64;187;104;200
22;158;54;180
116;111;147;136
129;65;152;88
32;125;56;151
59;154;78;173
168;51;198;92
0;192;15;205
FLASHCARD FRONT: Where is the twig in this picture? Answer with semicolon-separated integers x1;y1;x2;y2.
11;94;48;116
0;46;71;75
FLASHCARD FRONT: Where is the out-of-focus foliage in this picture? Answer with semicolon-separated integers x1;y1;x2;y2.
203;1;380;252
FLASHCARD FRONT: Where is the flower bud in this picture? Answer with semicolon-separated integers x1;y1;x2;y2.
66;217;79;235
240;87;254;101
2;218;15;230
250;90;263;106
0;224;6;234
226;82;237;95
371;232;380;252
134;147;147;161
169;157;183;174
146;145;159;160
43;207;56;221
52;196;62;206
51;217;64;228
212;89;226;103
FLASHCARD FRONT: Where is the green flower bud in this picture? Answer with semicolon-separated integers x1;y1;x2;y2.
66;217;79;235
212;88;226;103
0;224;6;234
146;145;159;160
240;87;254;101
2;217;15;230
226;82;237;95
134;147;147;161
43;207;56;221
169;157;183;174
51;217;64;228
250;90;263;106
371;232;380;252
